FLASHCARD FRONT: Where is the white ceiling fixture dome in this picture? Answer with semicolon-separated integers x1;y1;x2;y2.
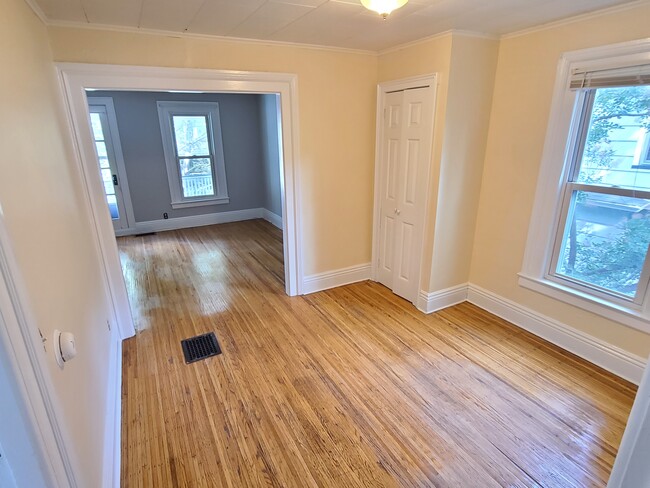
360;0;408;19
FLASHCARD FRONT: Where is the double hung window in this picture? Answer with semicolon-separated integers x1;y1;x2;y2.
551;81;650;304
521;42;650;330
157;101;229;208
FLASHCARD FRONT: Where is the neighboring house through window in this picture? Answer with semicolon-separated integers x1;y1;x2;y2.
157;101;229;209
520;40;650;332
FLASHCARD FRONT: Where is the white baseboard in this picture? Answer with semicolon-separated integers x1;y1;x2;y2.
262;209;283;229
302;263;371;294
116;208;265;236
417;283;468;314
102;335;123;488
467;284;646;385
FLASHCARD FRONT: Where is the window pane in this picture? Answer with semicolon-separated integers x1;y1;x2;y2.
576;85;650;190
179;158;214;198
101;168;115;195
172;116;210;157
556;190;650;297
94;141;110;169
95;141;107;158
106;194;119;220
90;113;104;140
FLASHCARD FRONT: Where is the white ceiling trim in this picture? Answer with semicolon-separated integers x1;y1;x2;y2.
501;0;648;40
22;0;47;23
378;29;499;56
23;0;649;54
45;19;377;56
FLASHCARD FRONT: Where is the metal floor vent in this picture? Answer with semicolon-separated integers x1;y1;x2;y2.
181;332;222;364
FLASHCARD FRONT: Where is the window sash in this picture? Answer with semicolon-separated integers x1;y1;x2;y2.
169;113;217;201
549;183;650;305
157;101;229;208
548;88;650;305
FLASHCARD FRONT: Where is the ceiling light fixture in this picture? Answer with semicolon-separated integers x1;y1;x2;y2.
361;0;408;20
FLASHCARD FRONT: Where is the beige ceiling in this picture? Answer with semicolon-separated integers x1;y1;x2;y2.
32;0;637;51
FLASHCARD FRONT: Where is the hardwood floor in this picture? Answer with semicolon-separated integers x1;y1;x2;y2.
118;219;636;487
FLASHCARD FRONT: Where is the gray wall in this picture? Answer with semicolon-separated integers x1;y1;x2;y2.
88;91;281;223
259;95;283;217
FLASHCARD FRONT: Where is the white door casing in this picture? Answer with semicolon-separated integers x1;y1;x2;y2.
375;78;436;303
56;64;304;340
607;355;650;487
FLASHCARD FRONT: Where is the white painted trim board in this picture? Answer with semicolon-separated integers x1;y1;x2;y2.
302;264;371;295
115;208;265;236
114;208;283;236
416;284;468;314
262;209;283;229
466;284;646;385
101;336;122;488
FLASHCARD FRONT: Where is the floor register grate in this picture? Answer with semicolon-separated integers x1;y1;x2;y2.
181;332;222;364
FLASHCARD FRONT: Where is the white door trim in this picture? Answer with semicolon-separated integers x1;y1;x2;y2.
0;210;77;487
55;63;304;340
371;73;438;304
87;97;136;233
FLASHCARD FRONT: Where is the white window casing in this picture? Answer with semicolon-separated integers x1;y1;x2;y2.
157;101;229;209
520;39;650;333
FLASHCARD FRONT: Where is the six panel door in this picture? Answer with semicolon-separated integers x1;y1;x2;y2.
377;86;435;303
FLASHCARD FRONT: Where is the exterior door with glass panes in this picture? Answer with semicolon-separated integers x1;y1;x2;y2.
88;105;130;231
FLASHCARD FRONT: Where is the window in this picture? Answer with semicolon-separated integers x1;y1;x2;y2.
551;85;650;303
157;101;228;208
520;41;650;331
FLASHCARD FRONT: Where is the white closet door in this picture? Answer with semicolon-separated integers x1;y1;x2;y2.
377;91;403;289
377;86;435;302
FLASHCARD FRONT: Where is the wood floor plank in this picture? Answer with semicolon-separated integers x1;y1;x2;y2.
118;219;636;487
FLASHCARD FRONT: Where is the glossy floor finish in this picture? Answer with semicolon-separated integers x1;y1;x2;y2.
118;219;636;487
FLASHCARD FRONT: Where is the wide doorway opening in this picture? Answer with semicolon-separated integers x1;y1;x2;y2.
57;64;303;340
84;89;285;332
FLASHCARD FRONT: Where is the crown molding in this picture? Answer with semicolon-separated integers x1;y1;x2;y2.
45;19;377;56
501;0;649;40
23;0;47;24
378;29;498;56
25;0;649;55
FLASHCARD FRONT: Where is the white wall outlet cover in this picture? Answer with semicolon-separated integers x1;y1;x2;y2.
53;330;77;368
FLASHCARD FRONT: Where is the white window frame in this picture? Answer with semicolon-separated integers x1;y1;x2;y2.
157;101;229;209
520;39;650;333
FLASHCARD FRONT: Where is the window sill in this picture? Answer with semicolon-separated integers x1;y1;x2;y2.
518;273;650;334
171;197;229;209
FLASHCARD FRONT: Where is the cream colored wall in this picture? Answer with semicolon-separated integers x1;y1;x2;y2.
0;0;116;485
470;3;650;357
378;34;498;293
429;36;498;291
47;27;379;275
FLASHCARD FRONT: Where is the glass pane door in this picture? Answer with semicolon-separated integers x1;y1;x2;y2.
89;106;130;231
